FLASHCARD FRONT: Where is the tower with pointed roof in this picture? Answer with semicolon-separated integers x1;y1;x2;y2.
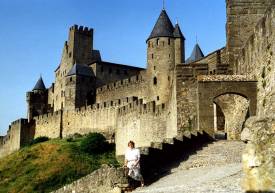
26;76;50;121
146;9;185;103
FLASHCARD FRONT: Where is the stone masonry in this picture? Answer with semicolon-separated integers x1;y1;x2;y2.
0;2;274;192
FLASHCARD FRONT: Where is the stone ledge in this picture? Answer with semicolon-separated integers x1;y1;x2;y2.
197;75;257;82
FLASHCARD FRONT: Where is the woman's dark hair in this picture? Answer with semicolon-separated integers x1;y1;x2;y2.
128;140;135;148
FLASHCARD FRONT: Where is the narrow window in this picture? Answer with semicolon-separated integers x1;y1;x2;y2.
153;77;157;85
70;77;72;82
151;54;154;59
168;38;170;45
154;66;156;70
69;52;72;58
157;38;159;46
157;96;159;100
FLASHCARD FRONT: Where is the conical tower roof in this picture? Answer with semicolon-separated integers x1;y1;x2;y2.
186;43;204;63
173;24;185;40
147;10;174;41
33;76;46;91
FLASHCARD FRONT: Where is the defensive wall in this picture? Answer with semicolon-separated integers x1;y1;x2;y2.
230;6;275;191
0;119;34;158
96;72;149;103
34;96;139;139
234;6;275;117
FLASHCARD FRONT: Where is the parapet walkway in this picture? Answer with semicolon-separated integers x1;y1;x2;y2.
133;140;246;193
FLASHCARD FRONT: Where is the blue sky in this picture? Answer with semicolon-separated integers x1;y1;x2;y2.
0;0;226;135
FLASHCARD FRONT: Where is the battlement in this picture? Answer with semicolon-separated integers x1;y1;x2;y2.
69;24;93;36
74;96;140;114
176;63;208;82
96;74;145;94
118;100;166;116
34;110;62;121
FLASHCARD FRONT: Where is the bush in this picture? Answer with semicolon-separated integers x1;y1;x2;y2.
31;136;49;145
80;133;109;154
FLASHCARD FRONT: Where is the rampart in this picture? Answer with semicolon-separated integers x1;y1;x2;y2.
34;97;140;140
96;72;149;103
0;119;33;158
116;99;169;156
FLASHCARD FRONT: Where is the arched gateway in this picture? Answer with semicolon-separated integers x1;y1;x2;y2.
197;75;257;137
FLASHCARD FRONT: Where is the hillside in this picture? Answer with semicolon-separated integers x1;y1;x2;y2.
0;135;119;193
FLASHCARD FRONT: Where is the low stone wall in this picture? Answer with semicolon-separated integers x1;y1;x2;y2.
52;165;128;193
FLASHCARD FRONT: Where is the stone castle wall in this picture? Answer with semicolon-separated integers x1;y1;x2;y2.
34;97;139;140
0;119;33;158
96;72;149;103
232;6;275;191
116;99;170;156
226;0;275;67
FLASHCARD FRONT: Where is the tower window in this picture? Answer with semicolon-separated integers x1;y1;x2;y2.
168;38;170;45
70;77;72;82
154;66;156;70
157;96;159;100
157;38;160;46
153;77;157;85
151;54;154;59
69;52;72;58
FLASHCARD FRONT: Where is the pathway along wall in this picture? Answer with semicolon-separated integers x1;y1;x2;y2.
234;7;275;192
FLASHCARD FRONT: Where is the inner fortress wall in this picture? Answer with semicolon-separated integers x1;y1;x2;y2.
96;72;150;103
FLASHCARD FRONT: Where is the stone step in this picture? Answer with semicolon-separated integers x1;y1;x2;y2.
139;147;150;155
150;142;163;150
163;138;174;145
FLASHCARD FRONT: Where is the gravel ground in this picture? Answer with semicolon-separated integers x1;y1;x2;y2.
133;140;246;193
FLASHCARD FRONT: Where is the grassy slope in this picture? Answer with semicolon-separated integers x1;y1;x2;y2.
0;138;119;193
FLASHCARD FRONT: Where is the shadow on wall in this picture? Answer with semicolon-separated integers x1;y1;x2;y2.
129;132;213;187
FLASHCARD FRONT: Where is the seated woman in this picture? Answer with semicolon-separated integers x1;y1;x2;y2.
124;141;144;187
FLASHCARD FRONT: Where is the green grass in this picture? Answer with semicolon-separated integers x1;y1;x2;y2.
0;136;120;193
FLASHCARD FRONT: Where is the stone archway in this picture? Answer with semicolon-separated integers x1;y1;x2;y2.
213;94;249;140
197;76;257;137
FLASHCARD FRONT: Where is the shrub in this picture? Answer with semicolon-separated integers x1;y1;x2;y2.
31;136;49;145
80;133;109;154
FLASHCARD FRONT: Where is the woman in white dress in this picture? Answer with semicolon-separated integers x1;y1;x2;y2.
124;141;144;187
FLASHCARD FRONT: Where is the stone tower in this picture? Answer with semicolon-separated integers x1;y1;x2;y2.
64;63;96;111
26;77;49;121
53;25;100;111
146;9;185;104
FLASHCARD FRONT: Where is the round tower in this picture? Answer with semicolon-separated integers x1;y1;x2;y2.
146;9;185;104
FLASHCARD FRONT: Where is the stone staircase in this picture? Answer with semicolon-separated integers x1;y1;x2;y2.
128;130;213;188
